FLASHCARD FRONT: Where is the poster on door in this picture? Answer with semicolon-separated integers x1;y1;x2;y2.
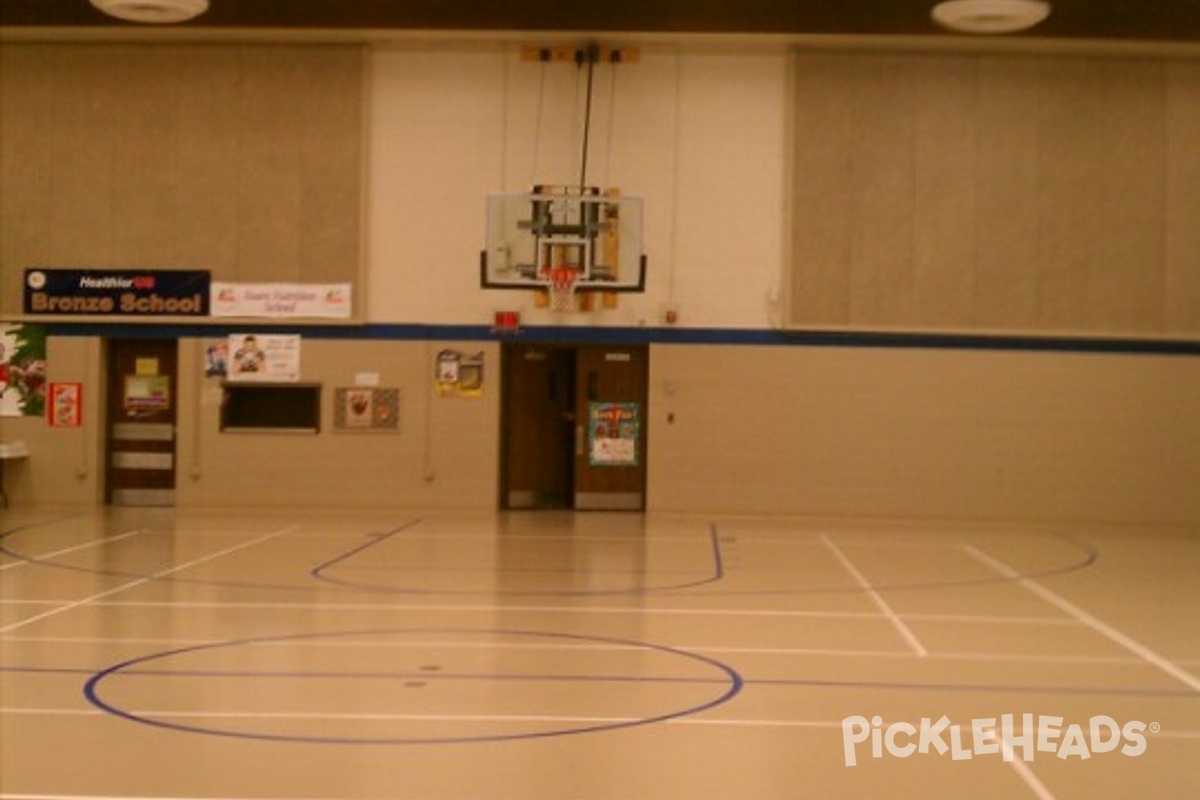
588;402;640;467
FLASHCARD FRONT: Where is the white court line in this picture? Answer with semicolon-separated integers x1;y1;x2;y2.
963;544;1200;693
819;533;928;657
4;707;1198;740
1000;741;1059;800
0;527;298;635
0;529;147;572
0;599;1084;627
0;632;1157;665
3;633;1155;664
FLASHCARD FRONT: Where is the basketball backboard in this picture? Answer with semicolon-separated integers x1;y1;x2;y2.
481;186;646;298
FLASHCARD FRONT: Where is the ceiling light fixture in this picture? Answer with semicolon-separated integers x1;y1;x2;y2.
90;0;210;25
931;0;1051;34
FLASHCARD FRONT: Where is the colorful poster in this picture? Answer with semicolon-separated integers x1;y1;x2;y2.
48;383;83;427
226;334;301;382
588;402;640;466
0;324;47;418
211;283;352;319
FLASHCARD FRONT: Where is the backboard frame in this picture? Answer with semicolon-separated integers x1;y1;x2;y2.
480;186;647;295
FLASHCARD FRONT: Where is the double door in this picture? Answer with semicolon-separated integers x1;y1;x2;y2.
502;343;648;510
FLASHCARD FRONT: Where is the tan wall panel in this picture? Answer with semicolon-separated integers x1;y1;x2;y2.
298;51;366;284
974;57;1041;329
235;48;308;282
0;44;363;316
170;46;244;271
1166;61;1200;333
847;55;917;326
911;56;977;327
107;46;187;267
649;343;1200;525
1092;61;1166;330
44;48;120;267
1034;59;1107;330
0;48;57;277
791;53;855;325
789;51;1198;338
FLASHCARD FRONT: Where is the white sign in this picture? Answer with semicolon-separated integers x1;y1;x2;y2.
226;334;301;382
211;282;352;319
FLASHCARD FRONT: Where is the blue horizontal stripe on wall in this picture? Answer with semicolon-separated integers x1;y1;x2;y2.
43;322;1200;356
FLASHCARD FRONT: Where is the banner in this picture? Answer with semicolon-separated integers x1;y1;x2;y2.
24;269;209;316
211;282;352;319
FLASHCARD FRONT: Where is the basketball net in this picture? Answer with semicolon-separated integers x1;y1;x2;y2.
546;266;579;312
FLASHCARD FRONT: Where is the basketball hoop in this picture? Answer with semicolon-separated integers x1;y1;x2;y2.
546;266;580;312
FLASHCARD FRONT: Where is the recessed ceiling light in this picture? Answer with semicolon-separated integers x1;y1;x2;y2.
90;0;210;25
932;0;1051;34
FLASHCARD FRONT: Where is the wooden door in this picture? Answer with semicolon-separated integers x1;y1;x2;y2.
106;339;178;506
573;345;648;510
501;344;576;508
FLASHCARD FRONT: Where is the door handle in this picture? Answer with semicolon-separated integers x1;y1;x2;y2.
575;424;585;457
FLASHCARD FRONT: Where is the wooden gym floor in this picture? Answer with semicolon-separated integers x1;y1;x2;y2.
1;507;1197;799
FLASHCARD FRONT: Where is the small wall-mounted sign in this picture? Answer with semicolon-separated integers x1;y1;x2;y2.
334;387;399;431
48;382;82;427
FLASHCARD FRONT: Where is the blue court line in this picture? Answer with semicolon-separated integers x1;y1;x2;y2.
309;520;726;596
0;517;418;596
335;564;705;575
705;532;1100;597
1;517;1102;599
81;627;744;746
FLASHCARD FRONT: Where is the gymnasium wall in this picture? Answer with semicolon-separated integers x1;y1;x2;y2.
1;42;1197;524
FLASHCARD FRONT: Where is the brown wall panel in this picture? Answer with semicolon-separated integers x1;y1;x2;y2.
974;57;1042;329
790;51;1199;338
0;43;364;316
1166;61;1200;333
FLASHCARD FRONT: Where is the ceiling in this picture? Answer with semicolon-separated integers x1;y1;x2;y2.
1;1;1199;49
